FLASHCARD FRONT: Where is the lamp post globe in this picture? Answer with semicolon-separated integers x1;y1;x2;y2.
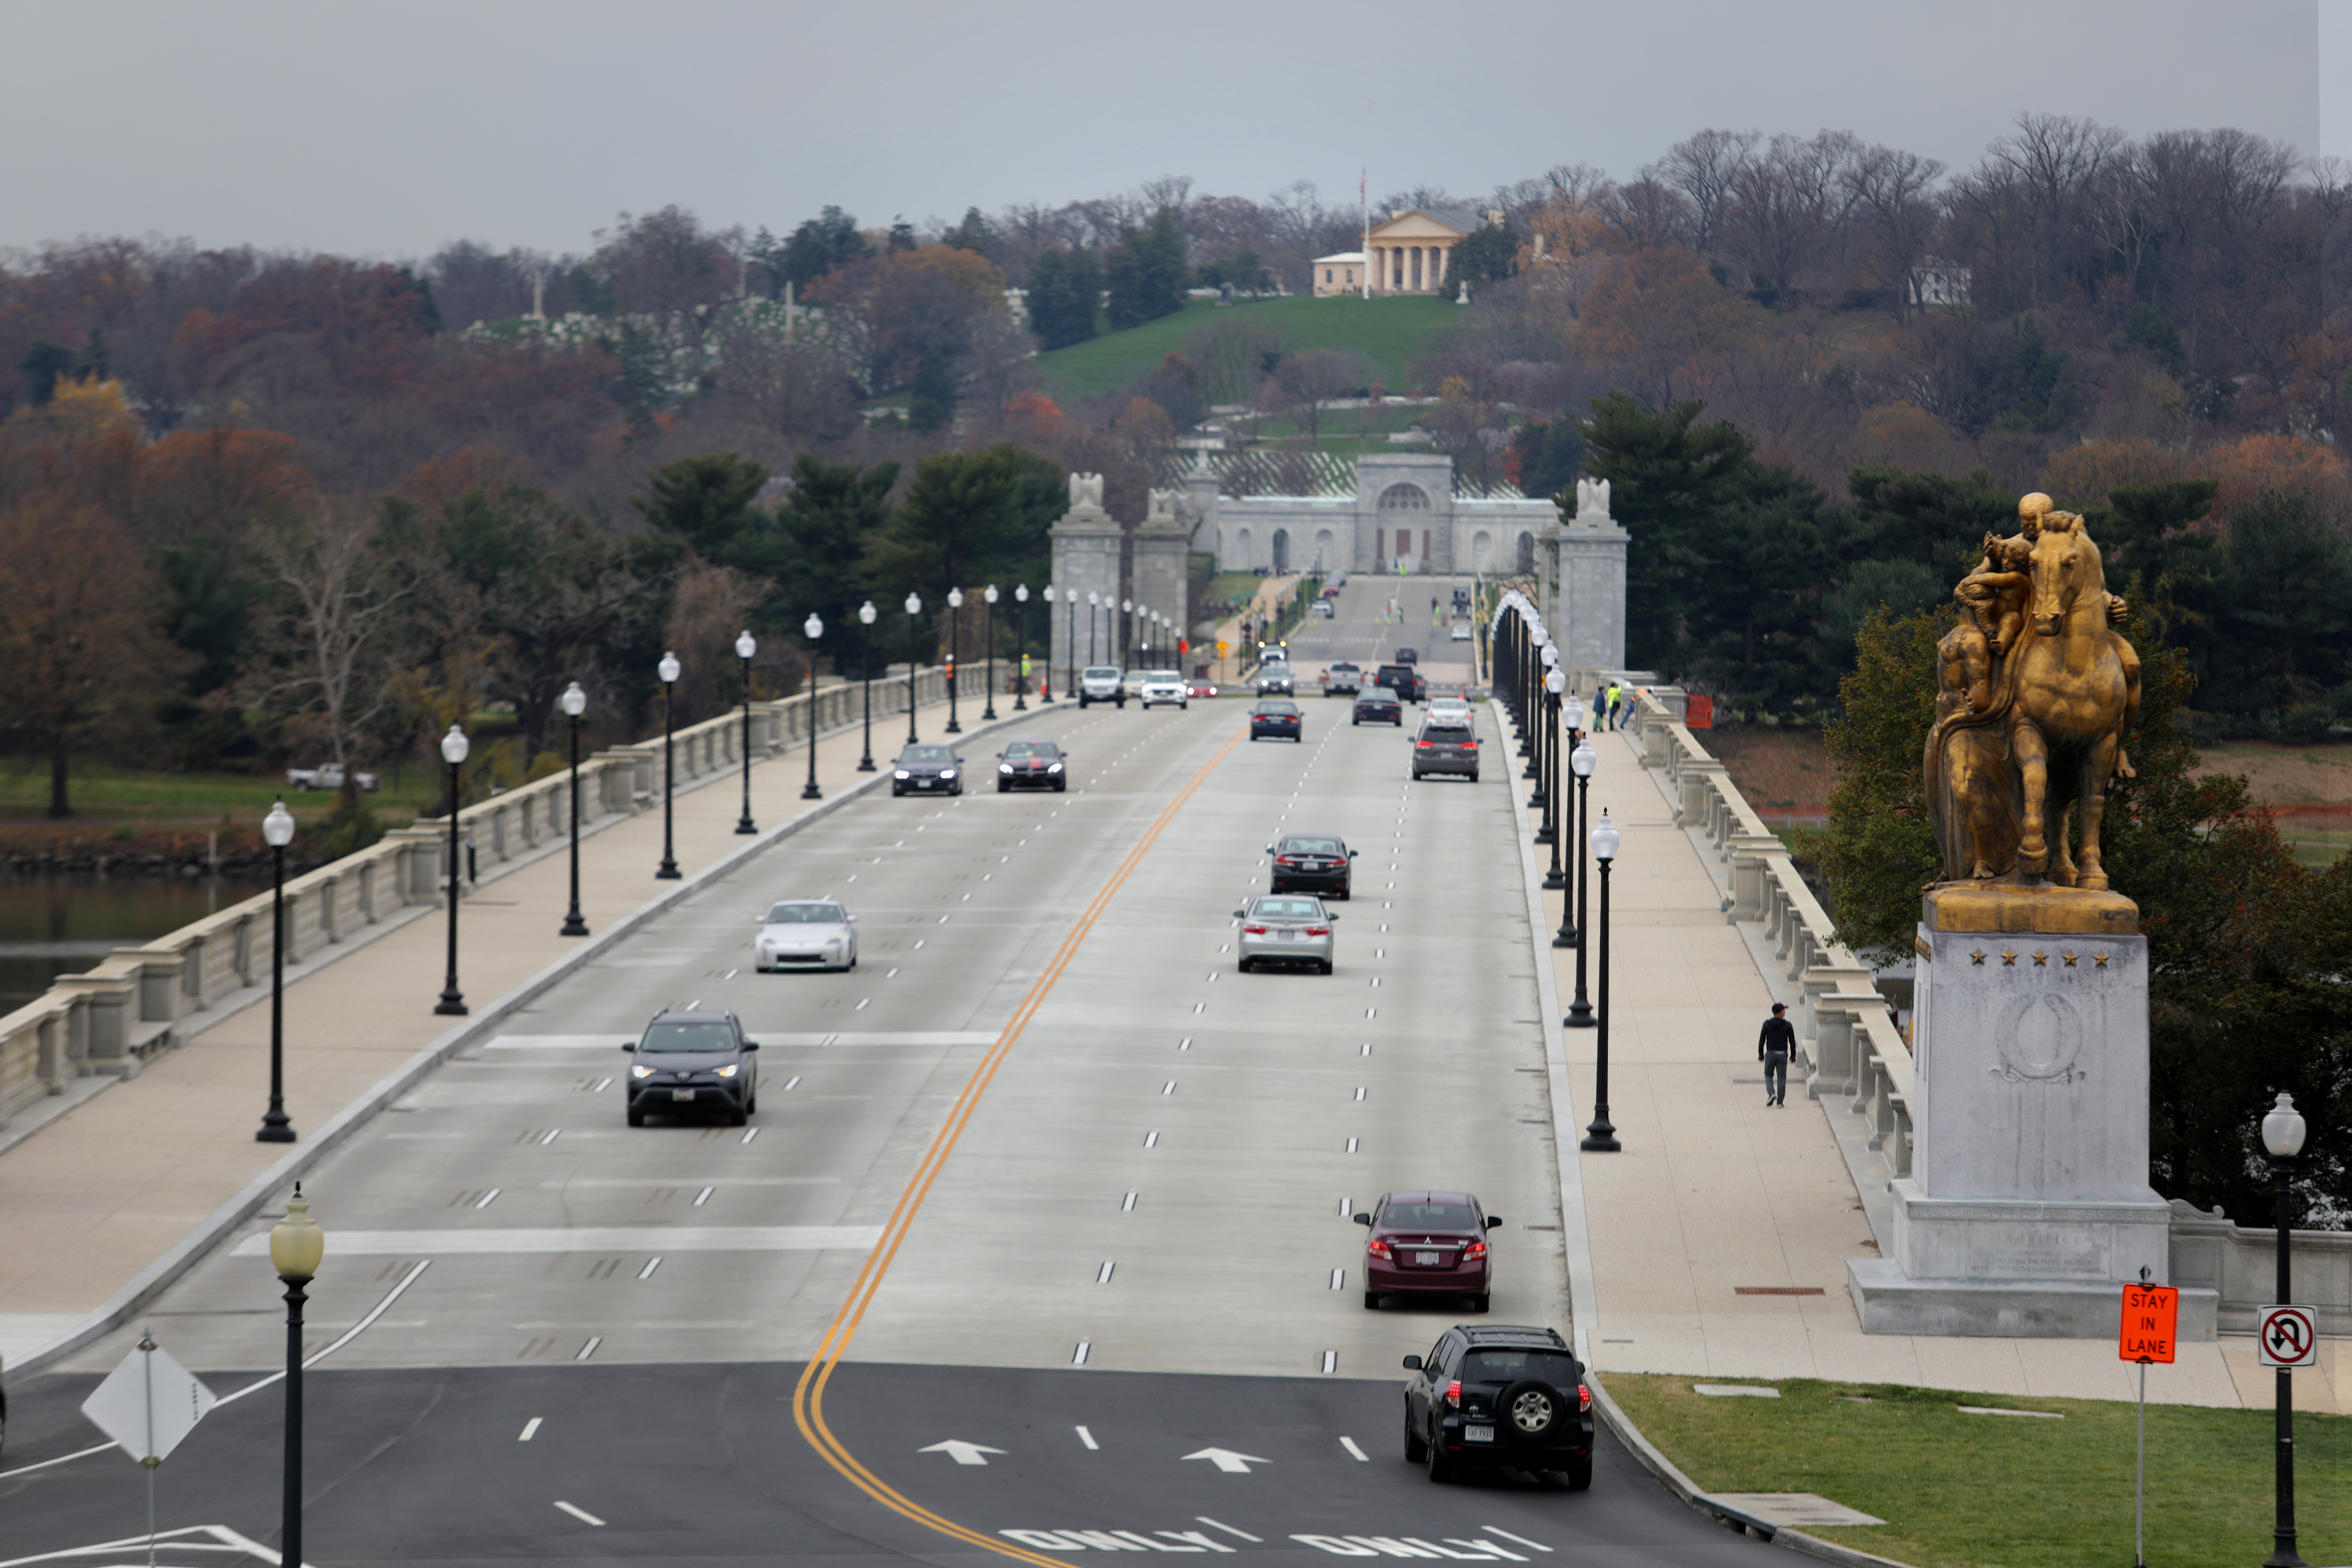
2262;1091;2310;1568
981;586;1000;721
654;653;682;878
1088;589;1099;667
558;682;590;935
856;600;878;771
1013;585;1030;710
269;1182;325;1568
799;616;825;800
256;798;298;1142
434;725;470;1015
1581;809;1621;1151
733;630;759;834
944;588;965;732
1540;667;1568;875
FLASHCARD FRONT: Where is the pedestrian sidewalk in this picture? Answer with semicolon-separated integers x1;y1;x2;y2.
0;691;1023;1379
1520;722;2347;1413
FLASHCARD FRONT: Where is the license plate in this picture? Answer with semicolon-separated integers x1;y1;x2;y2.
1466;1425;1495;1443
1276;930;1296;941
671;1089;696;1101
1416;1251;1442;1266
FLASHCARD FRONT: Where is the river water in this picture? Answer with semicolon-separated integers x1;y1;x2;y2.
0;873;270;1017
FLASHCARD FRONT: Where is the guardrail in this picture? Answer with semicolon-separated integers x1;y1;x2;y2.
0;669;947;1128
1620;690;1916;1184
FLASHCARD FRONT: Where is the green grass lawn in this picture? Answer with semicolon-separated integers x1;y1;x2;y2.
1034;295;1463;403
0;760;380;826
1605;1373;2349;1568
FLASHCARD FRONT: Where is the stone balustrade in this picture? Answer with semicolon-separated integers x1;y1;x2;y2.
1621;690;1915;1181
0;670;944;1128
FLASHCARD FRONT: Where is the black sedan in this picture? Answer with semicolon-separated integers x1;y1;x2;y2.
1249;700;1303;741
1267;832;1355;897
1352;687;1404;726
891;744;963;796
996;738;1068;791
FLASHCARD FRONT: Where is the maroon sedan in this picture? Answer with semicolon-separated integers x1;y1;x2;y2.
1355;1190;1500;1311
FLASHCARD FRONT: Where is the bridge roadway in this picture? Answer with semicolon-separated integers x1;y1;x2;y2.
0;579;1765;1563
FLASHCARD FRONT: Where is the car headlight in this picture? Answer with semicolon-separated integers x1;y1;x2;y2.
895;769;911;779
939;769;956;780
715;1064;738;1078
631;1064;654;1078
1000;764;1014;774
1047;762;1063;772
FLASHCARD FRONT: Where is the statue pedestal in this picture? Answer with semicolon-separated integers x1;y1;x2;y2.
1848;886;2215;1338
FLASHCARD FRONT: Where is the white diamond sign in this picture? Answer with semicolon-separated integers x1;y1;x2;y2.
81;1336;216;1465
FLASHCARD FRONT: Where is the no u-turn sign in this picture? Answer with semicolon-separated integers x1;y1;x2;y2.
2257;1305;2319;1369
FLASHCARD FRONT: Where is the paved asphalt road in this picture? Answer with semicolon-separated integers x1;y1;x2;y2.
0;580;1772;1565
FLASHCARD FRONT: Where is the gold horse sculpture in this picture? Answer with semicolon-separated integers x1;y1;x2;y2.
1925;496;2138;890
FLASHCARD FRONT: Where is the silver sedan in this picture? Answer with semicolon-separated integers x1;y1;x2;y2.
753;899;858;972
1232;895;1338;975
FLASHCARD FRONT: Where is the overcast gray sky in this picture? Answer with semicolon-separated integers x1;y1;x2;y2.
5;0;2342;261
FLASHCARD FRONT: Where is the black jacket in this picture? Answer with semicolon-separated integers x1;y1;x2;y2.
1758;1015;1795;1058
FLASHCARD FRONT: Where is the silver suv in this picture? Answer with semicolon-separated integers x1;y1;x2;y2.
1139;669;1189;709
1078;665;1125;708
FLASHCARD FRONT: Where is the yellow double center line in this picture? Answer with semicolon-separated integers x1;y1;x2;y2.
793;726;1246;1564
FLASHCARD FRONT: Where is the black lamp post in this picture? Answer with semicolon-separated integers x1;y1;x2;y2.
1564;733;1599;1010
559;682;590;935
1533;645;1558;829
1041;586;1057;702
945;588;964;732
856;600;877;771
270;1185;324;1568
1065;586;1079;696
801;614;824;800
1013;585;1030;710
1121;597;1132;669
655;651;682;879
734;629;758;835
2262;1091;2310;1568
1542;669;1569;878
1555;701;1588;947
256;798;297;1142
903;591;923;744
434;725;469;1015
1580;809;1620;1150
981;586;1000;721
1088;590;1099;666
1523;632;1545;781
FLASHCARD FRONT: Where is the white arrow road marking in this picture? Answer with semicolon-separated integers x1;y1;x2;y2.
1339;1436;1368;1461
1182;1447;1271;1474
920;1439;1009;1465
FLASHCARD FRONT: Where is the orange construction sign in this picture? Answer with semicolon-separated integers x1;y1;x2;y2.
2118;1284;2179;1363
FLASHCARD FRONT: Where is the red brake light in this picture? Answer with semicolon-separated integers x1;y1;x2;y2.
1367;1238;1391;1259
1243;924;1268;935
1462;738;1477;748
1444;1379;1462;1408
1305;925;1331;937
1416;739;1433;748
1579;1383;1593;1412
1463;1239;1487;1261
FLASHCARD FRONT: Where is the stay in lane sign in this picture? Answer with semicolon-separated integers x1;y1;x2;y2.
2118;1284;2179;1364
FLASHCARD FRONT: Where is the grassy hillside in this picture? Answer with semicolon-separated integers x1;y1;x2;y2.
1035;295;1463;403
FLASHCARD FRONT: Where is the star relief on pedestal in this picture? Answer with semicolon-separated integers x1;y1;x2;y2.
2000;948;2019;966
1970;950;1987;966
2094;952;2110;968
2031;950;2049;967
2062;951;2079;967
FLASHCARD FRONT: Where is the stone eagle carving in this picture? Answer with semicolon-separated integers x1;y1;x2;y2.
1069;472;1105;510
1574;477;1611;525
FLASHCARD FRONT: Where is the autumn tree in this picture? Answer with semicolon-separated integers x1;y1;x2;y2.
246;501;414;800
0;498;171;816
1264;348;1378;446
1576;248;1754;408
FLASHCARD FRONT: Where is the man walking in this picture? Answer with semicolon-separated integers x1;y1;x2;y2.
1758;1002;1795;1106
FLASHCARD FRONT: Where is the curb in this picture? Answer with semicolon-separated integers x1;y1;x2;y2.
7;703;1042;1386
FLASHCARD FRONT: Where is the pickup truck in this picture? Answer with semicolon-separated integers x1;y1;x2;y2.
285;763;380;792
1321;661;1363;698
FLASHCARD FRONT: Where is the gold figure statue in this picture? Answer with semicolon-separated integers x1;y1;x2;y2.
1924;493;2142;895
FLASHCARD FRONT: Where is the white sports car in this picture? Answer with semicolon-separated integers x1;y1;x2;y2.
753;899;858;972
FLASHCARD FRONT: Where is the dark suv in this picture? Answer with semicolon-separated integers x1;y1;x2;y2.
624;1008;758;1127
1374;663;1425;704
1402;1325;1593;1489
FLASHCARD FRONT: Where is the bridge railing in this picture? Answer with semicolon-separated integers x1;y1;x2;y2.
1620;691;1914;1182
0;669;947;1128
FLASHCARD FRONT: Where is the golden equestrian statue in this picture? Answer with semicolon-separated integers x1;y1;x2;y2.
1923;494;2142;929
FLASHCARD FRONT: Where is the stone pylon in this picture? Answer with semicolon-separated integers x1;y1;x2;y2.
1133;488;1191;669
1049;474;1121;683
